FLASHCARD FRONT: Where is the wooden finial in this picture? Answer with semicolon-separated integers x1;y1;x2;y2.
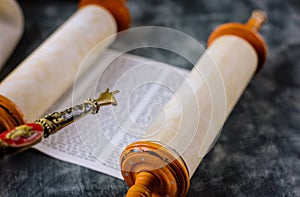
79;0;131;31
126;172;158;197
207;10;268;72
246;10;267;31
120;141;190;197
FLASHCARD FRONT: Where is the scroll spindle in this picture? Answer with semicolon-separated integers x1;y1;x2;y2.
121;10;268;197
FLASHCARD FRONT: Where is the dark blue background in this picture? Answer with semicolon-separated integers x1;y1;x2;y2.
0;0;299;196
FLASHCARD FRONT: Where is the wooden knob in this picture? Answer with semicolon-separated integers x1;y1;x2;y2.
246;10;267;31
208;10;267;72
0;95;25;133
120;141;190;197
79;0;130;31
126;172;157;197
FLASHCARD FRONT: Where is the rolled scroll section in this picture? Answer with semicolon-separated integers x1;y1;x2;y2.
0;0;24;69
120;11;268;196
0;1;130;132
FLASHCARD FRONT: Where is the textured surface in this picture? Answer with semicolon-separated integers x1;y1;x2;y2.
0;0;299;196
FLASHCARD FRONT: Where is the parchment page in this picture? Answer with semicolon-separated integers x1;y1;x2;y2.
34;49;189;179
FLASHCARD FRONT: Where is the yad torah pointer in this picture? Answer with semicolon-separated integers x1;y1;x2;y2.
0;89;119;159
120;11;268;197
0;0;130;132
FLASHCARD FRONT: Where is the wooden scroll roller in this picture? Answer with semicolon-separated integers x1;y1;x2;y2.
0;0;130;132
0;0;24;69
120;10;267;197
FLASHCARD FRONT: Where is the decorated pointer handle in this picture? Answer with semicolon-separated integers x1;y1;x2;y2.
0;89;119;159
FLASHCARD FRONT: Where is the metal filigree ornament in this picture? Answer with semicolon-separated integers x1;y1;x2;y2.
0;89;119;159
